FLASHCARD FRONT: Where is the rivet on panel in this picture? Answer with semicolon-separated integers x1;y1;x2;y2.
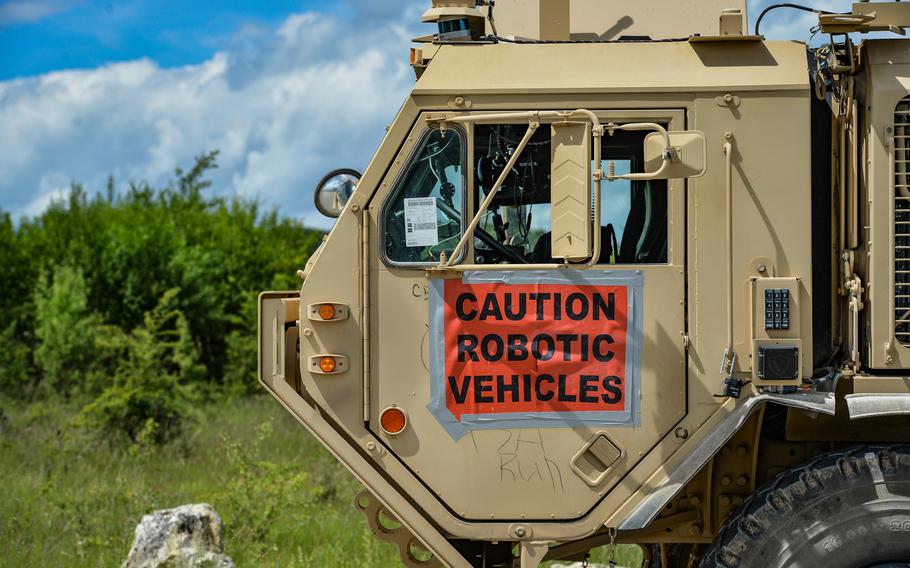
736;444;748;456
736;475;749;487
721;475;732;486
674;427;689;440
303;328;313;337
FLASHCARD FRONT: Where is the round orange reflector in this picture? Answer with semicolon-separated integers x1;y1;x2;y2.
318;304;336;320
319;356;337;373
380;406;408;435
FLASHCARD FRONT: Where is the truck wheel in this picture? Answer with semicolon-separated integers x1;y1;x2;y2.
700;445;910;567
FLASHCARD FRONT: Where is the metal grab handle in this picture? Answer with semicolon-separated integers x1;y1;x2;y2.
721;134;736;375
604;122;673;181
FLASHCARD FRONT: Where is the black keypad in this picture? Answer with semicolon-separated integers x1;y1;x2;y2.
764;289;790;331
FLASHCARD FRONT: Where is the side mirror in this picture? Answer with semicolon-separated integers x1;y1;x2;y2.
644;131;707;179
315;168;362;218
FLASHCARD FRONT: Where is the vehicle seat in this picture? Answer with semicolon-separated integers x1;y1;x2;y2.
532;224;619;263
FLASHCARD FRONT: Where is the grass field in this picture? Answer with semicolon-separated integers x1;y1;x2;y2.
0;396;642;567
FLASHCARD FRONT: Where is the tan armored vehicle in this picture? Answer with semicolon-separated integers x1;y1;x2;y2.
258;1;910;565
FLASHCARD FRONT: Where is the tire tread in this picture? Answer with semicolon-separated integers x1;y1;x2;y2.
699;444;910;567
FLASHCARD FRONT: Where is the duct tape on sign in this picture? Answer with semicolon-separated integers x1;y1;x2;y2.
427;270;643;440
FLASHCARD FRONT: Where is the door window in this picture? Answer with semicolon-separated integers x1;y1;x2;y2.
472;125;668;265
382;128;466;266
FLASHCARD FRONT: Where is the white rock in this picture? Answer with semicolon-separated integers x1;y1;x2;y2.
122;503;235;568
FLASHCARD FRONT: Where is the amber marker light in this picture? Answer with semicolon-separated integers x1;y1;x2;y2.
380;406;408;436
318;303;336;320
319;356;337;373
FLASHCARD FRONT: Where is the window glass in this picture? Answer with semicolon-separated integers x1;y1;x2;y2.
472;124;551;265
383;129;465;265
472;125;668;265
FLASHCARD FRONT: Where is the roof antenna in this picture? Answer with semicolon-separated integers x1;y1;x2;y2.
477;0;499;37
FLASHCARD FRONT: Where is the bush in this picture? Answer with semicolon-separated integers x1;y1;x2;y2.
217;420;316;548
80;289;203;444
33;266;105;397
0;323;30;397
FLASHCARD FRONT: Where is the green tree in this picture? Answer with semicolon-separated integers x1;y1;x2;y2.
33;266;103;396
2;152;323;402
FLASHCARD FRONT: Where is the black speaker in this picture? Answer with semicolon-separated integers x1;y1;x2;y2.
758;346;800;380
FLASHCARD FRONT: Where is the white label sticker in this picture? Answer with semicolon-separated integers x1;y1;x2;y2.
404;197;439;247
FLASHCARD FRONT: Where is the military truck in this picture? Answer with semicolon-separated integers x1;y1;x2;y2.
258;1;910;566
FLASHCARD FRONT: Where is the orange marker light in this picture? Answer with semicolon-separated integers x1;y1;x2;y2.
319;356;337;373
318;304;336;320
380;407;408;436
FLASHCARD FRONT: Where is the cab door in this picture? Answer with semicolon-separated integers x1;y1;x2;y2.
365;110;687;522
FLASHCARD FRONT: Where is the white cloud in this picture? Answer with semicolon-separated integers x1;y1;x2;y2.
0;0;77;25
0;0;890;228
0;6;423;228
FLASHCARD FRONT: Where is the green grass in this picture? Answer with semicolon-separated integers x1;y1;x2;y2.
0;397;642;567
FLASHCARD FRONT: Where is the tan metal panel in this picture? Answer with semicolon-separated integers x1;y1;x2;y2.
862;40;910;369
491;0;746;40
688;92;813;381
414;42;811;95
550;121;593;260
366;109;687;526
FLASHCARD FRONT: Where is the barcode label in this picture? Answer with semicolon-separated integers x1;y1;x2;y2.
404;197;439;247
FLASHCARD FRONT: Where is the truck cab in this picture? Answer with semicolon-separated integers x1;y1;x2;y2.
259;2;910;567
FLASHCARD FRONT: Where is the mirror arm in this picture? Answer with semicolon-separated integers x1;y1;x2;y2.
605;122;673;181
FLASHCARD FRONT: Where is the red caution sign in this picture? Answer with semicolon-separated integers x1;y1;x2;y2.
442;280;629;421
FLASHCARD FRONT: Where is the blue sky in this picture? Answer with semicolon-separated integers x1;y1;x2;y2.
0;1;385;79
0;0;854;227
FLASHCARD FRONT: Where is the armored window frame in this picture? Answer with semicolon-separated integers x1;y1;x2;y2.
379;125;469;269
